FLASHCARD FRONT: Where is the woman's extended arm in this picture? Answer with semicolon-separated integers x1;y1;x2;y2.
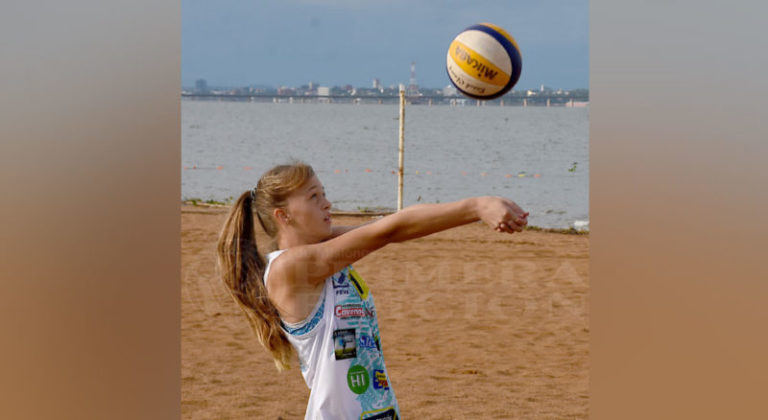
324;222;374;241
269;196;528;287
374;196;528;243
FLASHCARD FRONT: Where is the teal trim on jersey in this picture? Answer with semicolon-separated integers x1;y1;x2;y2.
282;289;325;336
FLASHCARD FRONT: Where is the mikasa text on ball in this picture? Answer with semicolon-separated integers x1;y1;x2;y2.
446;23;522;100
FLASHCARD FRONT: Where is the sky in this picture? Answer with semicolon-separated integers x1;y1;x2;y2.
182;0;589;90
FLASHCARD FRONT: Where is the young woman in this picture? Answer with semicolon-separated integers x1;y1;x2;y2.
217;162;528;419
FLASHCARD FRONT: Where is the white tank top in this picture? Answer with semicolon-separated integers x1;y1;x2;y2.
264;250;400;420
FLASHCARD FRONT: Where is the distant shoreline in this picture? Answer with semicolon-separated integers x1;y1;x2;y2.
180;201;588;235
181;94;589;107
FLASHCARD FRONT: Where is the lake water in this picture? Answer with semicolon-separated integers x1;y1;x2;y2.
182;100;589;229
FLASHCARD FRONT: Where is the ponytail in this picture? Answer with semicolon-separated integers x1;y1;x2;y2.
216;190;294;371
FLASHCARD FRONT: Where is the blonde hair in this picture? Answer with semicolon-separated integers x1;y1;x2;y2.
216;162;315;370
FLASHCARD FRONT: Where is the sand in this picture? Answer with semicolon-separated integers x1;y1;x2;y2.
182;205;589;419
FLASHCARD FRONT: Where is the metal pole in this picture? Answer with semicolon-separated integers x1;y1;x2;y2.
397;87;405;211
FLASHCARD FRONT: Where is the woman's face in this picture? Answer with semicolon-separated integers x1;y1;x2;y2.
283;175;333;242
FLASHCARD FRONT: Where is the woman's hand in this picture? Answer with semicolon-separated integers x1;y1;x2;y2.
476;196;529;234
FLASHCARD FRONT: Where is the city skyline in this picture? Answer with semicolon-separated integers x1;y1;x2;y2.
182;79;589;92
182;0;589;90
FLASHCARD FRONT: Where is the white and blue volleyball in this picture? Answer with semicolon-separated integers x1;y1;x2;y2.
446;23;522;100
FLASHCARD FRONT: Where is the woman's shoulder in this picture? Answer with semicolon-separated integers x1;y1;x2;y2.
263;249;287;287
266;247;333;324
266;249;286;262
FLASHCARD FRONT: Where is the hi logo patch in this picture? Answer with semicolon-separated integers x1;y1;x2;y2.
348;267;369;300
346;365;370;395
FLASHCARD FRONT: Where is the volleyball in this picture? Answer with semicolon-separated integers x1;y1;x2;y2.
446;23;522;100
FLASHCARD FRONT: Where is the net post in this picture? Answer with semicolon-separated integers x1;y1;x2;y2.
397;86;406;211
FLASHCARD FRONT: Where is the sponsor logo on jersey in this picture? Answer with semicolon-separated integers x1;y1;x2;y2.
358;334;378;350
361;406;398;420
332;271;349;289
335;304;375;319
333;328;357;360
372;369;389;390
335;304;364;318
349;268;370;300
346;364;370;395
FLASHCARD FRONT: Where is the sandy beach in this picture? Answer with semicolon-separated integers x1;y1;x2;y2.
181;205;589;419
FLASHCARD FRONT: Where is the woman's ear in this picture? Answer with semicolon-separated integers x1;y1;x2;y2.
273;208;284;224
273;208;290;225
